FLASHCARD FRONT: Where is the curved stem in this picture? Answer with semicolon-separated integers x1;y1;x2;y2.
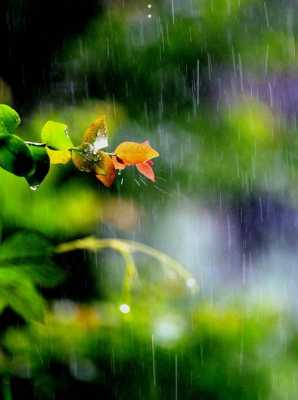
56;237;198;290
25;141;80;152
121;250;138;302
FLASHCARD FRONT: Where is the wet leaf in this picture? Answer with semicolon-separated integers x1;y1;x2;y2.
72;146;95;172
0;134;34;176
47;148;71;164
26;145;50;187
95;152;116;187
0;271;45;321
82;116;108;151
0;104;21;134
112;155;126;170
136;160;155;182
0;232;64;286
114;141;159;165
0;232;53;262
0;264;65;288
41;121;73;150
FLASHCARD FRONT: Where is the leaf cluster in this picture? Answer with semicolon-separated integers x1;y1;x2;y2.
0;105;159;189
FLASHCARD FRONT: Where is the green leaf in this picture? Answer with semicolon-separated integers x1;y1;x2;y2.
0;134;34;176
0;270;45;321
0;264;65;288
0;104;21;134
26;145;50;187
0;298;7;314
41;121;73;150
0;233;64;320
0;232;53;263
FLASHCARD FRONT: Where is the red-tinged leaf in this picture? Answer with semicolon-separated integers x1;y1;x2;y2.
112;155;126;170
114;141;159;165
136;161;155;182
95;152;116;187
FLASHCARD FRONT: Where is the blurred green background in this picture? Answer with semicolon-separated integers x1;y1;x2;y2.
2;0;298;398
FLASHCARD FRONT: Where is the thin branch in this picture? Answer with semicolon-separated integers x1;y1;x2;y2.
55;237;198;291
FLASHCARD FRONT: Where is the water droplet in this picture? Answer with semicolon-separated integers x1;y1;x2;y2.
119;303;130;314
93;136;108;151
147;3;152;8
30;185;39;191
148;14;152;18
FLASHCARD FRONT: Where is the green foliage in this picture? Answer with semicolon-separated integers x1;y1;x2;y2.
0;232;53;261
26;145;50;187
2;1;298;398
0;105;20;134
0;271;45;321
0;103;158;190
1;300;281;399
41;121;73;150
0;173;103;237
0;106;74;188
0;232;64;322
0;134;34;177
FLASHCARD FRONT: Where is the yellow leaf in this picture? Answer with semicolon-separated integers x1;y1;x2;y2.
114;141;159;165
47;149;71;164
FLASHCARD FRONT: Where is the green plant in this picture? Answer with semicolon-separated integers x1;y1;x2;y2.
0;232;64;322
0;105;159;190
0;232;198;399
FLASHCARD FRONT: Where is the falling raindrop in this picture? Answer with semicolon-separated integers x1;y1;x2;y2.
264;1;270;28
171;0;175;23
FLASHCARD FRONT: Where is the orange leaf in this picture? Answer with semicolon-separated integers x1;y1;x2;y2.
114;141;159;165
112;155;126;170
136;161;155;182
72;150;94;172
82;116;108;148
95;152;116;187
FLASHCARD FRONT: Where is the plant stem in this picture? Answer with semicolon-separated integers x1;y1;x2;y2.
56;237;198;290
